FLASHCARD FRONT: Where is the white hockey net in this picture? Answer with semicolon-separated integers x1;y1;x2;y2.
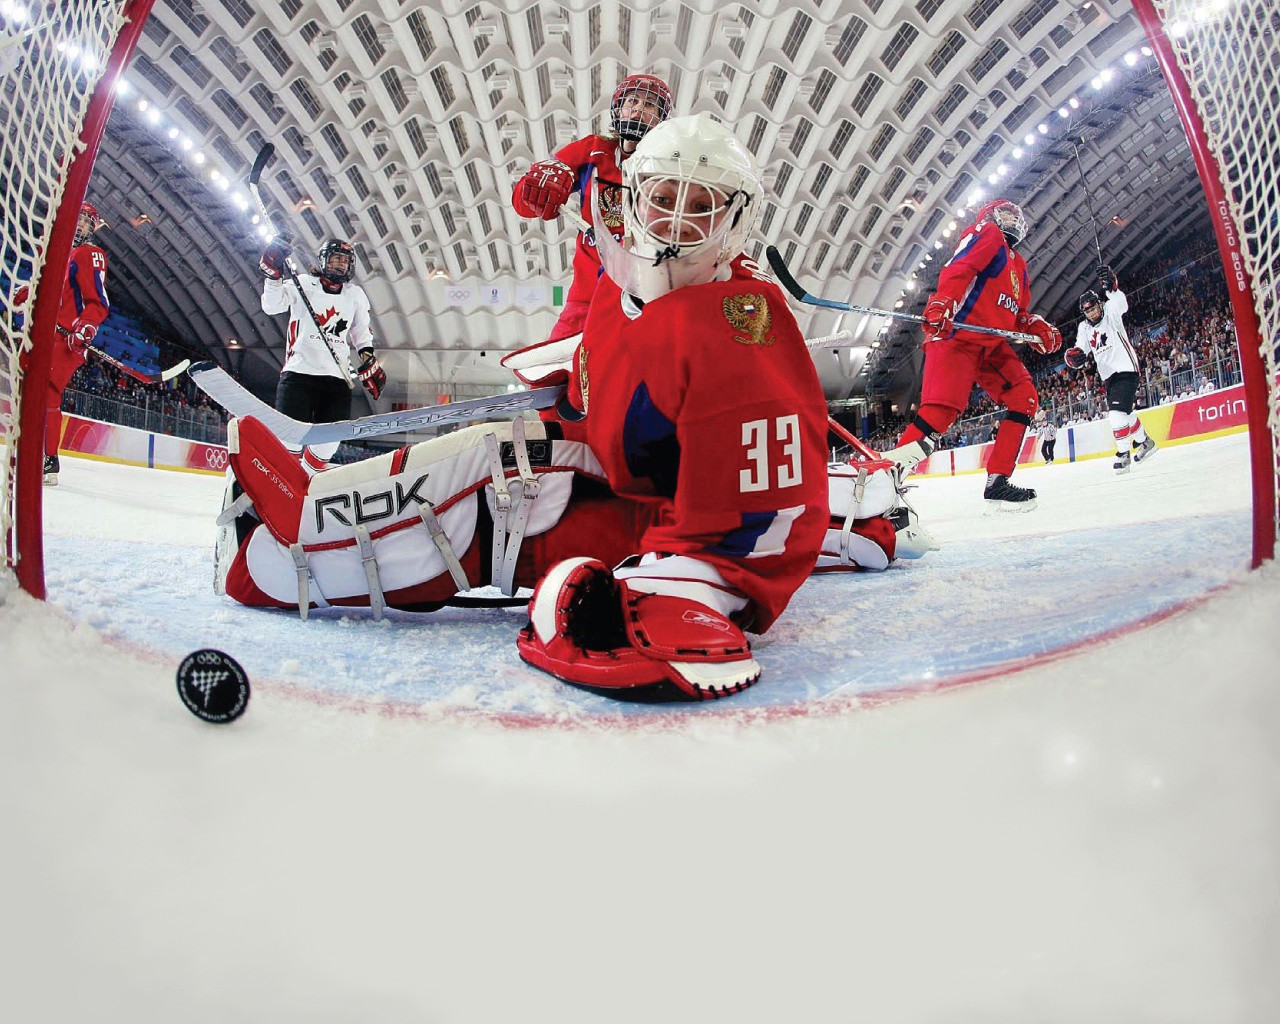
1141;0;1280;561
0;2;131;598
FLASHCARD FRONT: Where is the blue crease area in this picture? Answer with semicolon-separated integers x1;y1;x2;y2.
43;509;1250;719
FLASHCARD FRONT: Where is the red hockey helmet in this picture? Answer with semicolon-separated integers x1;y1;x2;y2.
610;74;673;142
973;198;1027;246
75;201;106;245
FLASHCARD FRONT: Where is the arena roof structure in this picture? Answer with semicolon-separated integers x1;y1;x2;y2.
79;0;1213;408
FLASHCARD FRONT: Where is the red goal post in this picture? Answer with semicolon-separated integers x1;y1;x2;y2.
0;0;155;601
1133;0;1279;567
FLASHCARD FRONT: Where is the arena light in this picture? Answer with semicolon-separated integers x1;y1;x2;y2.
1069;96;1080;109
968;188;984;205
1;2;29;23
1037;122;1049;134
1124;50;1139;67
1101;68;1115;84
1012;147;1023;159
947;220;957;231
987;173;998;185
180;136;193;151
167;127;179;140
1058;107;1069;118
137;98;148;112
1024;133;1036;146
193;151;206;165
1141;45;1153;56
115;79;132;97
146;107;161;126
1091;76;1104;90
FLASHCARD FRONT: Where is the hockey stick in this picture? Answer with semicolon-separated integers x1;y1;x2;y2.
188;361;561;445
58;327;190;384
1070;137;1106;267
248;143;354;386
765;246;1038;345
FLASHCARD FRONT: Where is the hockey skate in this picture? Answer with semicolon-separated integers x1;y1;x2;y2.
1132;436;1158;465
1113;450;1132;474
983;473;1037;512
42;454;59;487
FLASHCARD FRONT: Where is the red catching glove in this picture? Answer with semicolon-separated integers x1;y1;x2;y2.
516;159;575;220
922;296;956;340
67;318;97;352
516;557;761;702
1064;347;1089;370
356;349;386;400
259;234;293;280
1016;311;1062;354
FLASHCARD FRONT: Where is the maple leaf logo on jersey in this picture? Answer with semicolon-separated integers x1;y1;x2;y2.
596;183;624;230
723;294;774;347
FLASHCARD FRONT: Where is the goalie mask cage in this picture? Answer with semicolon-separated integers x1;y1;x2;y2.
1134;0;1279;567
0;0;154;601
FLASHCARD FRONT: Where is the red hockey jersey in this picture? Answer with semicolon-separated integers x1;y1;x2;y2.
511;134;626;307
57;242;110;333
932;221;1029;347
567;257;829;631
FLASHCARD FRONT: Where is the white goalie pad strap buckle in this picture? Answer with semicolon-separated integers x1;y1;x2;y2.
288;542;329;622
484;431;511;590
417;500;470;593
496;417;540;596
353;525;386;621
839;467;868;566
215;491;254;528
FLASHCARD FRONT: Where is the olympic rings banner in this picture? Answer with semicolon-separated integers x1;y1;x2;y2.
57;412;227;475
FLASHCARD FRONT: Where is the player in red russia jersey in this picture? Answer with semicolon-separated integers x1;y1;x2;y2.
43;202;111;485
890;199;1061;510
505;74;673;385
214;113;831;702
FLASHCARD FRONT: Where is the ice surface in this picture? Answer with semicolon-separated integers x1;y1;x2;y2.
2;432;1277;1022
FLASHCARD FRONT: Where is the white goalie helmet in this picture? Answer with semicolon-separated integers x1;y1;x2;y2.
595;112;763;302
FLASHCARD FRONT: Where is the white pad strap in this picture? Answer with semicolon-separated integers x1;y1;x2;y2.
417;500;470;593
838;467;868;566
496;417;540;596
288;542;329;622
484;432;511;588
215;491;254;528
353;525;386;621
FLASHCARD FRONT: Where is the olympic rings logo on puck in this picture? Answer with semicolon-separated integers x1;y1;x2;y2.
176;649;250;723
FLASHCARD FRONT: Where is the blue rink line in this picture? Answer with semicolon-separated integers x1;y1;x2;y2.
43;509;1251;721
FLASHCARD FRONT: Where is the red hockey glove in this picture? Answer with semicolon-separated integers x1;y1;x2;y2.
1016;311;1061;354
1064;346;1089;370
356;349;386;400
922;296;956;340
516;558;761;702
67;318;97;352
516;160;575;220
1097;264;1118;292
259;235;293;280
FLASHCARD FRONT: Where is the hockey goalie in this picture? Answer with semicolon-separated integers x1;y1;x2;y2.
216;114;932;702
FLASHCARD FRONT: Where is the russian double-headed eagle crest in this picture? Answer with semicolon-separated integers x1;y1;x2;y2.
722;293;774;347
577;345;590;415
596;183;625;230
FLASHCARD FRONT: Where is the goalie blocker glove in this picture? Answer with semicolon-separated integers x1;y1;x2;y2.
1015;311;1061;354
517;558;762;702
356;349;386;400
259;234;293;280
516;159;575;220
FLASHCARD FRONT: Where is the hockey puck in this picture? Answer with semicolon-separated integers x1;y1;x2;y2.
176;649;250;723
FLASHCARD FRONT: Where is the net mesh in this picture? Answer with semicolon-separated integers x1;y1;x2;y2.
0;2;128;594
1148;0;1280;551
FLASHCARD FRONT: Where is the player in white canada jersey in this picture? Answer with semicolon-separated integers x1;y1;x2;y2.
1066;264;1157;472
259;237;385;470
